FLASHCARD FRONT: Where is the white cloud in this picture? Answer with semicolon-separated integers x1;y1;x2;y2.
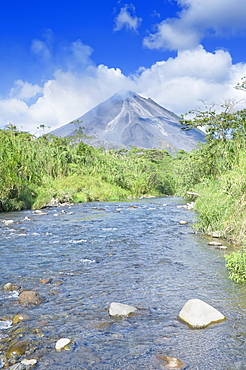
114;4;142;32
144;0;246;50
0;46;246;134
9;80;42;101
136;46;246;113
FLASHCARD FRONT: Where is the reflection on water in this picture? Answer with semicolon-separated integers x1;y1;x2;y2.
0;198;246;369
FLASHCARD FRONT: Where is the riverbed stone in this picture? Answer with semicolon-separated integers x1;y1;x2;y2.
109;302;137;316
156;355;186;369
55;338;71;350
178;298;225;329
3;282;20;291
18;291;43;306
33;210;48;215
12;315;29;325
40;277;52;284
21;358;37;368
3;219;14;225
6;340;28;359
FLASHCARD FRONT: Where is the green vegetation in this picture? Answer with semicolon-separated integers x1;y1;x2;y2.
0;127;174;211
175;97;246;282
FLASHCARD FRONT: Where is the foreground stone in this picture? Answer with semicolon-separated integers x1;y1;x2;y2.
109;302;137;316
55;338;71;350
178;299;225;329
156;355;186;369
18;291;43;306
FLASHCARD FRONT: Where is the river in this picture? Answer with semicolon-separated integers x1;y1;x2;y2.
0;197;246;369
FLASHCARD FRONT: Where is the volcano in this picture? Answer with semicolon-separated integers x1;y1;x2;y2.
50;91;204;153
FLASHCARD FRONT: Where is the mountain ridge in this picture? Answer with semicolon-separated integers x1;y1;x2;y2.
50;91;205;153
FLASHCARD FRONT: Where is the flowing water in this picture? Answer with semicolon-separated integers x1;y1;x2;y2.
0;197;246;369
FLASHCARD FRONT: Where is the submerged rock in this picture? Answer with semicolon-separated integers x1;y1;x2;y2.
109;302;137;316
12;315;29;325
0;319;12;330
6;340;28;359
18;291;43;306
156;355;186;369
3;282;20;292
40;278;52;284
178;299;225;329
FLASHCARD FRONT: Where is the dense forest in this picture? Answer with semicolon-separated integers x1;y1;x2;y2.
1;80;246;282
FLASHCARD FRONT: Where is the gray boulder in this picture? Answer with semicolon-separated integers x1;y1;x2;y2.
18;291;43;306
109;302;137;316
178;298;225;329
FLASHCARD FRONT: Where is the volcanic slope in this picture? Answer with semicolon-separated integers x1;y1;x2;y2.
50;91;205;153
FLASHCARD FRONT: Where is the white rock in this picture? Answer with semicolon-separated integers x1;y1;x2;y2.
179;220;188;225
21;359;37;366
215;245;228;250
55;338;71;350
109;302;137;316
33;210;48;215
208;241;222;246
4;220;14;225
178;298;225;329
23;216;30;221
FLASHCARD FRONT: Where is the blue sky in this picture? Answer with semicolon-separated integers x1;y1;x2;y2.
0;0;246;133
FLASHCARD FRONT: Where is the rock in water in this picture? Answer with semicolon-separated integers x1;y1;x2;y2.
3;282;20;291
156;355;186;369
6;340;28;359
178;298;225;329
18;291;43;306
21;359;37;367
55;338;71;350
109;302;137;316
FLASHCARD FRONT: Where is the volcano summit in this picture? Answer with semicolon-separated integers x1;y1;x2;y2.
50;91;204;153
